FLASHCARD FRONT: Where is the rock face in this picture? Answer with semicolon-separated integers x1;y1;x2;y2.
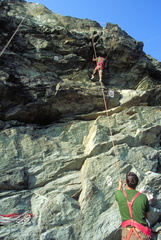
0;0;161;239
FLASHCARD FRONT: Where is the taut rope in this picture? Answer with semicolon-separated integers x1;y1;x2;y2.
0;13;28;57
91;35;121;179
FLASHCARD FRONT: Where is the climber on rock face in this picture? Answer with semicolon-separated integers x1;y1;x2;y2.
115;172;152;240
91;56;106;82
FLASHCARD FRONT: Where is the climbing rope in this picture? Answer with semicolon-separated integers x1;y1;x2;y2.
0;12;28;58
91;35;121;180
0;213;33;226
91;35;97;60
92;32;114;60
100;81;121;180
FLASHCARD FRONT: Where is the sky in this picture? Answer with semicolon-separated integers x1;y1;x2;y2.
26;0;161;62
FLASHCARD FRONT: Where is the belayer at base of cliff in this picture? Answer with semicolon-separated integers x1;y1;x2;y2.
115;172;152;240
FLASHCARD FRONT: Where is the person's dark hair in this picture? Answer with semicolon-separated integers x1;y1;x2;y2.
126;172;139;189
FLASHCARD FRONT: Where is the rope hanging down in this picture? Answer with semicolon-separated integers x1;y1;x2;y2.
0;13;28;58
91;36;121;180
92;34;112;61
92;36;97;59
100;80;121;180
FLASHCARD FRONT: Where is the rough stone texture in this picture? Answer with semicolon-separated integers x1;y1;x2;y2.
0;0;161;239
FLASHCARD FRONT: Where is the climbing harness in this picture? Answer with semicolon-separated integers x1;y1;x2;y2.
121;190;152;239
